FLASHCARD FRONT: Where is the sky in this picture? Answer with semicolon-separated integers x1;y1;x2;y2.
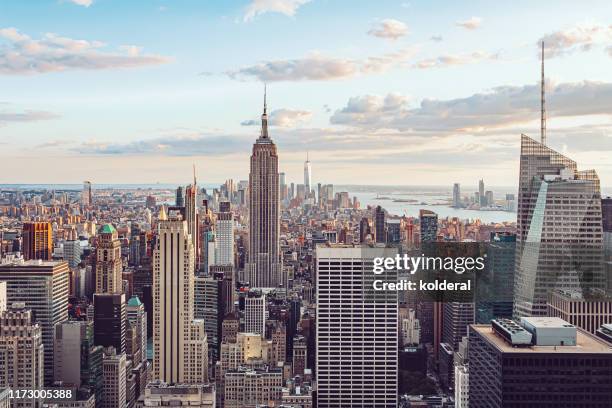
1;0;612;187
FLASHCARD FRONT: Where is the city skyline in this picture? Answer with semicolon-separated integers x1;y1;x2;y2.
1;1;612;186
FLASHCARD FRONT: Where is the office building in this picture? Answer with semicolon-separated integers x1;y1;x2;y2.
514;135;604;317
0;304;44;408
153;214;208;384
316;244;398;407
126;295;147;366
95;224;123;294
386;218;401;244
194;275;219;363
469;317;612;407
359;217;370;243
0;258;69;385
215;201;234;266
64;238;83;269
304;152;312;194
185;180;199;271
82;181;92;206
375;205;385;243
246;90;282;288
137;382;216;408
419;209;438;243
54;321;96;387
452;183;461;208
244;290;266;335
224;368;283;408
547;289;612;334
102;349;127;408
22;221;52;261
0;281;5;313
93;292;126;354
454;364;469;408
176;186;185;207
477;232;516;323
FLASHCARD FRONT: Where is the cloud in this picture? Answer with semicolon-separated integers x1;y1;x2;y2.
0;109;60;126
0;27;171;75
35;140;73;149
456;17;482;30
367;19;408;40
227;48;417;82
330;80;612;132
241;108;312;127
539;23;612;58
414;51;497;69
244;0;311;21
74;133;251;156
430;35;443;42
68;0;93;6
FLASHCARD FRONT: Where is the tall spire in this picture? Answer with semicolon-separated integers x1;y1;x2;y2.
261;83;269;139
193;163;197;186
541;41;546;146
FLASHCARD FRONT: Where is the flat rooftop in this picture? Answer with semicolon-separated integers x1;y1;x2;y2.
471;324;612;354
522;316;575;329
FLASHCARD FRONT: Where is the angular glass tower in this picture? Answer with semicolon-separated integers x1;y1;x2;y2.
514;134;604;317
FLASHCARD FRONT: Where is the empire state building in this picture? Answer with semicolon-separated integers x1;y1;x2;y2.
247;90;282;288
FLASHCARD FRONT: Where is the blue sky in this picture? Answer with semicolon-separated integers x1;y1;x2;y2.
1;0;612;187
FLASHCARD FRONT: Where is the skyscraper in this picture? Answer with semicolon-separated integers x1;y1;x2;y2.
478;179;485;206
54;320;98;387
375;205;386;243
22;221;52;261
514;135;603;317
0;304;44;408
0;259;69;385
185;175;199;272
215;201;234;266
175;186;185;207
95;224;123;294
82;180;92;206
126;295;147;366
304;152;312;195
316;244;398;407
244;290;266;335
247;89;282;289
153;212;208;384
102;349;127;408
419;209;438;243
452;183;461;208
93;293;127;354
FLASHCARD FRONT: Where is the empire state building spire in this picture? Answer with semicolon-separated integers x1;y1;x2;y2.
261;84;269;139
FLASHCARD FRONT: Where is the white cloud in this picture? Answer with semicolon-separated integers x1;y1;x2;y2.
414;51;497;69
430;35;443;42
227;48;417;81
0;108;59;126
367;19;408;40
241;108;312;127
244;0;311;21
0;27;171;75
330;81;612;132
539;23;612;58
68;0;93;7
456;17;482;30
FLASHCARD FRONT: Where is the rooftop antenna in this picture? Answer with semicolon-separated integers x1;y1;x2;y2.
541;41;546;146
193;164;197;186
